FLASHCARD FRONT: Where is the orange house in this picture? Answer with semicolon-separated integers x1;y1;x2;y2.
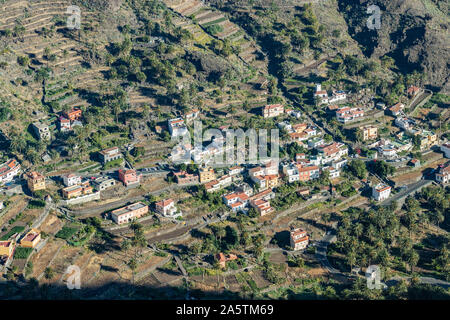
63;108;82;121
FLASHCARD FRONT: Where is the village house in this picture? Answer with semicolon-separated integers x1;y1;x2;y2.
62;181;93;199
316;142;348;165
92;176;116;191
336;107;364;123
360;125;378;141
184;109;199;123
290;228;309;251
63;108;82;121
173;171;199;185
58;116;71;132
409;158;421;168
372;183;392;201
0;240;15;258
228;166;244;176
0;159;20;184
168;118;188;137
314;84;329;104
199;166;215;183
262;104;284;118
388;103;405;116
62;173;81;187
395;117;415;131
216;253;238;269
415;130;438;150
435;164;450;184
323;166;340;179
32;122;51;140
223;192;249;213
155;198;182;218
328;90;347;104
250;198;274;216
407;86;421;98
118;169;141;187
25;171;46;192
98;147;123;164
20;229;41;248
111;202;148;225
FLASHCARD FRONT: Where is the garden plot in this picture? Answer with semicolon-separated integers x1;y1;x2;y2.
223;274;241;291
249;269;272;289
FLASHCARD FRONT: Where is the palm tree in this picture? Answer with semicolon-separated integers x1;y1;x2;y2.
127;258;138;284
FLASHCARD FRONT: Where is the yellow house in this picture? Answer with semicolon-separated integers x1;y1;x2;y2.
20;229;41;248
199;166;216;183
418;130;437;150
25;171;46;192
0;240;15;257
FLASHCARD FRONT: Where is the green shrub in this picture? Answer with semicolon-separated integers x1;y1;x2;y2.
55;226;78;240
14;247;33;259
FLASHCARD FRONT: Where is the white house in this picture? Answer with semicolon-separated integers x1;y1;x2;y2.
372;183;391;201
62;173;82;187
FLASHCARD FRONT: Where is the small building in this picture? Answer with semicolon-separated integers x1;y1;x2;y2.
290;228;309;251
0;159;21;185
59;116;71;132
62;173;81;187
250;198;274;216
216;253;238;269
0;240;15;258
62;181;93;199
118;169;141;187
372;183;391;201
409;158;421;168
98;147;123;164
92;176;116;191
199;166;215;183
262;104;284;118
360;125;378;141
25;171;46;193
63;108;82;121
388;103;405;116
20;229;41;248
407;86;421;98
223;192;249;213
173;171;199;185
111;202;148;225
32;122;51;140
435;164;450;185
155;198;182;218
168;118;188;137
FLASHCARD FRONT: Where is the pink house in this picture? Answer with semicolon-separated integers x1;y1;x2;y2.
118;169;141;186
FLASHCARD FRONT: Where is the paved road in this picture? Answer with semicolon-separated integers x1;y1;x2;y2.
315;229;340;274
381;179;433;206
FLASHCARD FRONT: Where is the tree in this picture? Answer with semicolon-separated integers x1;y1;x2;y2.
127;258;138;284
347;159;367;179
44;267;54;280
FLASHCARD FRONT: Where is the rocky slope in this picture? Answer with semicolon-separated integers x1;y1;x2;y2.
337;0;449;92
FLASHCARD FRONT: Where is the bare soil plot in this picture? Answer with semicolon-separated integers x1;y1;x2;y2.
30;239;64;278
39;214;65;236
